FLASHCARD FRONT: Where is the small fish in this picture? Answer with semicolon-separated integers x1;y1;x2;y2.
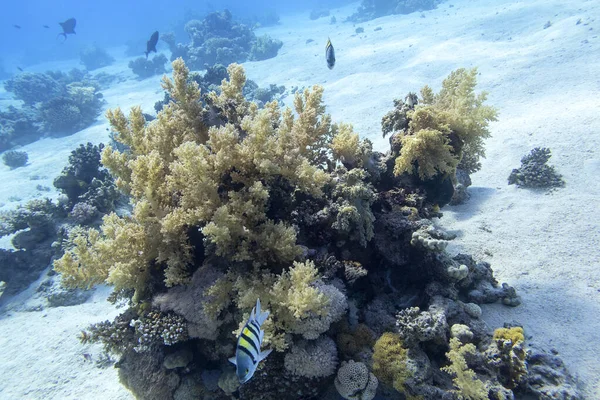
17;67;23;72
326;37;335;69
43;25;50;29
58;18;76;42
145;31;159;59
229;299;272;384
13;24;21;29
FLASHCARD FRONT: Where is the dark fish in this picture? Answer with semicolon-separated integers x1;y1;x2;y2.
17;67;23;72
43;25;50;29
145;31;159;59
326;37;335;69
57;18;76;41
13;25;21;29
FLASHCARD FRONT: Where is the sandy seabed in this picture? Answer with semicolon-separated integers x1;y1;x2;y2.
0;0;599;398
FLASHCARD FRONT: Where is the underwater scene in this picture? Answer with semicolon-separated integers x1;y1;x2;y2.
0;0;599;398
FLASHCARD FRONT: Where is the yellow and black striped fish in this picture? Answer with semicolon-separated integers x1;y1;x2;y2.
228;298;272;383
326;37;336;69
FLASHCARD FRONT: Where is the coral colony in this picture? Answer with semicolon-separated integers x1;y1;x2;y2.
46;59;581;399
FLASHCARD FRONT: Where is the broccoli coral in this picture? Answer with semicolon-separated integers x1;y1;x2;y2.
388;68;497;180
55;57;337;298
372;332;411;394
442;337;489;400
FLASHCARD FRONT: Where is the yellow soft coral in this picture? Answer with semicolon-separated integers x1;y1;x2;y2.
55;58;339;293
372;332;411;394
442;337;489;400
393;128;458;179
205;260;333;351
393;68;497;179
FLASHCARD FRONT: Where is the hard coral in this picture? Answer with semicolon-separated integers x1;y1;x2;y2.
128;54;168;79
2;150;28;168
335;360;378;400
283;336;338;378
508;147;564;189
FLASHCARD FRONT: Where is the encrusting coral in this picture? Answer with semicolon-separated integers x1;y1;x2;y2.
51;58;582;400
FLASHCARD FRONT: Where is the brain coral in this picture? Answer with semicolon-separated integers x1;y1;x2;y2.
335;360;378;400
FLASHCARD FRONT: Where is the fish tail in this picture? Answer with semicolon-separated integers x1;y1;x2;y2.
253;298;269;325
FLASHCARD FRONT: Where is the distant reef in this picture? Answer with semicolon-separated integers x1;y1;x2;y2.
1;69;107;151
348;0;445;22
40;58;582;400
161;9;283;71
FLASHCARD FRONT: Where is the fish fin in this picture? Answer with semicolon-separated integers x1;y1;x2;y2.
254;298;270;325
228;356;237;365
258;349;272;362
259;329;264;343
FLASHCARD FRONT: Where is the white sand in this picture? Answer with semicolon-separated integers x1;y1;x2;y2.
1;0;599;398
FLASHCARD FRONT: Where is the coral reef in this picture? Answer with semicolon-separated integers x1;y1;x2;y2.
128;54;168;79
250;35;283;61
0;105;42;151
0;199;60;295
51;59;581;400
348;0;444;22
53;142;118;215
2;150;28;168
381;69;497;206
80;44;115;70
3;70;105;137
508;147;565;189
162;10;282;70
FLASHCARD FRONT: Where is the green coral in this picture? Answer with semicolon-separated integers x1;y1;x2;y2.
391;68;497;179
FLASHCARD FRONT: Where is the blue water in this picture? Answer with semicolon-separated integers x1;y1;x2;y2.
0;0;349;70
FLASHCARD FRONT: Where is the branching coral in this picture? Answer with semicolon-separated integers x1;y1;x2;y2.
56;58;340;297
508;147;564;189
486;327;527;389
372;332;411;393
208;260;346;349
331;168;376;247
389;68;497;180
442;337;489;400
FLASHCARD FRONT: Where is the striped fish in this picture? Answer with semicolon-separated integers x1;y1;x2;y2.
228;298;272;384
326;37;336;69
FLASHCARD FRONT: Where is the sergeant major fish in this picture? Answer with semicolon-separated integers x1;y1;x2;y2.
326;37;335;69
229;298;272;384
